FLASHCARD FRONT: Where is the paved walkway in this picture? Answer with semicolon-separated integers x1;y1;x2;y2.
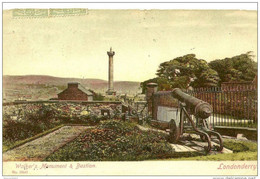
137;125;232;154
3;126;90;161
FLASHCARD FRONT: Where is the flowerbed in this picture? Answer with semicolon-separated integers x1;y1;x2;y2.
3;102;122;148
45;120;175;161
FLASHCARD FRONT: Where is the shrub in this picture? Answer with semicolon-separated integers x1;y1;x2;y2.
97;120;136;134
143;115;152;125
87;114;102;125
224;142;249;153
23;104;55;127
93;93;105;101
45;120;175;161
3;103;109;144
3;104;60;143
3;120;43;142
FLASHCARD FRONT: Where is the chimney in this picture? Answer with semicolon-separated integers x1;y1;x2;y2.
68;82;79;88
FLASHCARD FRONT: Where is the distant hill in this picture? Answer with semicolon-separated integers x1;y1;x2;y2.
3;75;141;101
3;75;106;86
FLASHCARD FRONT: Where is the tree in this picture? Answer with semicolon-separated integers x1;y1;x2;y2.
140;77;172;94
141;54;220;93
88;89;105;101
93;93;105;101
209;52;257;84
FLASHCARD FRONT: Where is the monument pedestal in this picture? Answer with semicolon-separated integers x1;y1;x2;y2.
106;89;116;95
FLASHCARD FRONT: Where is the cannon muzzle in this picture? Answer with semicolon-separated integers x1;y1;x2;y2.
172;88;212;119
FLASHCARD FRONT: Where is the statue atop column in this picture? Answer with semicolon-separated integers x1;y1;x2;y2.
106;47;116;95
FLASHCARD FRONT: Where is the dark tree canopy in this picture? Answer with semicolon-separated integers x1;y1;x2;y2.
209;52;257;84
141;52;257;94
141;54;220;93
140;77;172;94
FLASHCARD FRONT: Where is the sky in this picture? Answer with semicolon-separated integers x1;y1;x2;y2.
3;9;257;82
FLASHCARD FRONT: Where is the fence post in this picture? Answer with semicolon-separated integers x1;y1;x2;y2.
146;83;158;116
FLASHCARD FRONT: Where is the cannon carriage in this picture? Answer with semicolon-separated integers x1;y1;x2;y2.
145;83;223;153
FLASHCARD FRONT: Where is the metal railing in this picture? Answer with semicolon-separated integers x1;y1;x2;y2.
187;86;257;128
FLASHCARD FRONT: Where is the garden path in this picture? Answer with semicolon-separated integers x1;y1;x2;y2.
3;126;90;161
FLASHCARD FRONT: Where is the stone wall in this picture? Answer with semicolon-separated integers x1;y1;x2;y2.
152;91;179;121
146;83;178;121
3;101;122;123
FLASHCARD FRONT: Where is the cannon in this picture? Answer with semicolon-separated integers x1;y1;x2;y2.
168;88;223;152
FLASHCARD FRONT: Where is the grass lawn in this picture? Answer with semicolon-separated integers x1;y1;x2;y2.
164;139;257;161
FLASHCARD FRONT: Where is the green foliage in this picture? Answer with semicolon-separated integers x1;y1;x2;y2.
224;142;249;153
3;119;43;142
143;115;153;125
85;114;102;125
223;139;257;153
97;120;136;134
158;54;220;88
24;104;55;127
209;52;257;84
3;124;65;152
141;52;257;93
93;93;105;101
45;120;175;161
3;106;57;142
141;54;220;93
3;104;102;145
88;89;105;101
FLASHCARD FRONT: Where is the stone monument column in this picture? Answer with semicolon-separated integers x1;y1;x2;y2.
106;47;116;95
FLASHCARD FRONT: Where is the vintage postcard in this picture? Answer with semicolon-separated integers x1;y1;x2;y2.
2;3;258;178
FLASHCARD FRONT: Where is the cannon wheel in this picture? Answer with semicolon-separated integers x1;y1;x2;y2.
169;119;180;143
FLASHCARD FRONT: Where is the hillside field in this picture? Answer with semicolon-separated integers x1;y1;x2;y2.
3;75;141;101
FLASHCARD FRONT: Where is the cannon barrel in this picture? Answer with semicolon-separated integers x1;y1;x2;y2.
172;88;212;119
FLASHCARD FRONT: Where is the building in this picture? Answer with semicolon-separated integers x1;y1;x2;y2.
57;82;93;101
